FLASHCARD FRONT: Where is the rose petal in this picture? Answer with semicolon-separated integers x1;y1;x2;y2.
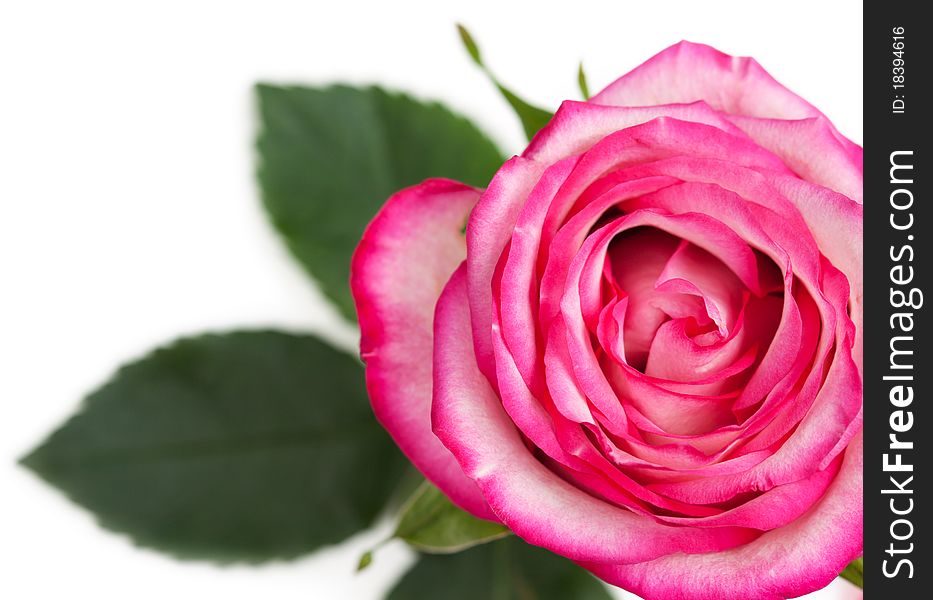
728;115;863;203
468;157;546;385
585;434;863;600
525;99;747;164
592;41;822;120
351;178;494;519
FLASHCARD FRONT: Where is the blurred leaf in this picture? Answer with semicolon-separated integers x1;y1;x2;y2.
256;84;504;320
357;550;374;572
387;536;613;600
577;61;591;100
456;24;554;141
840;557;863;588
21;331;407;562
457;24;482;64
394;481;510;553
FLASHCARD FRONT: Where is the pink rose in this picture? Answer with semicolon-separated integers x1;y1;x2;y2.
351;42;862;600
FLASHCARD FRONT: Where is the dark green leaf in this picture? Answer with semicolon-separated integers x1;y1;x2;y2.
21;330;407;562
840;557;863;588
577;61;591;100
256;84;504;320
394;481;510;553
456;24;554;141
387;536;613;600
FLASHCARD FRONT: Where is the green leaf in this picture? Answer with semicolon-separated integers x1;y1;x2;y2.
387;536;613;600
457;23;482;64
840;557;863;588
394;481;510;553
21;330;407;562
357;550;374;572
577;61;591;100
456;24;554;141
256;84;504;320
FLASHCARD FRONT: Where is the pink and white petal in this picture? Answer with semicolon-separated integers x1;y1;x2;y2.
728;115;863;203
535;118;791;278
525;99;747;164
498;156;579;388
351;178;494;520
433;266;758;563
655;453;842;531
768;174;864;371
592;41;822;120
585;433;863;600
538;176;680;333
648;336;861;505
497;320;722;518
467;157;546;384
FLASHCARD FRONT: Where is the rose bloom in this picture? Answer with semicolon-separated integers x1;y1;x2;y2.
352;42;862;600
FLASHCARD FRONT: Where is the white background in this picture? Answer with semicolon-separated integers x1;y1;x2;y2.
1;1;862;598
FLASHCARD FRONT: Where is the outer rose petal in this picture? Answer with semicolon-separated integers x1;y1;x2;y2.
351;178;495;520
592;41;821;120
584;433;863;600
727;115;863;203
524;99;746;164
